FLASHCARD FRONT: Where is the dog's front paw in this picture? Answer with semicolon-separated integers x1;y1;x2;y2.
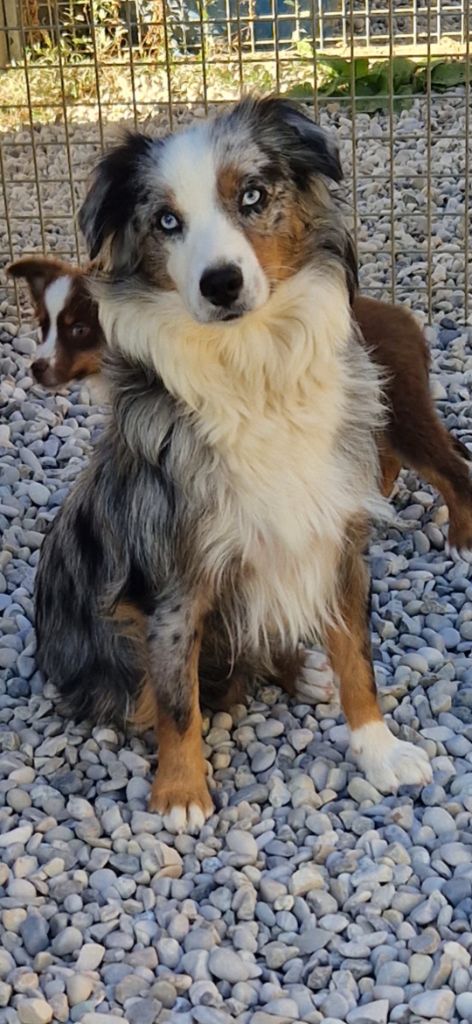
295;647;337;705
446;540;472;564
350;721;432;794
149;776;214;834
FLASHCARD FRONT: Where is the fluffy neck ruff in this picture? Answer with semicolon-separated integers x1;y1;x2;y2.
99;267;352;421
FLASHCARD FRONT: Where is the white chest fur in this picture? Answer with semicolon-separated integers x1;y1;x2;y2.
101;269;384;649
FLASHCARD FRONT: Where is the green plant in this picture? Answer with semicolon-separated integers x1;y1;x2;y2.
287;54;472;111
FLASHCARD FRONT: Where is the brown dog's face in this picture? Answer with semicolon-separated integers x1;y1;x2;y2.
8;256;104;387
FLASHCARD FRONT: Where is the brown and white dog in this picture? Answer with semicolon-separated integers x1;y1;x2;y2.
10;255;472;550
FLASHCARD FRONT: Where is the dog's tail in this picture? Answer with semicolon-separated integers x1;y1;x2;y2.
35;523;143;730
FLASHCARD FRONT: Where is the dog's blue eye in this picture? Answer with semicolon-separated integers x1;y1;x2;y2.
241;188;262;208
160;211;181;233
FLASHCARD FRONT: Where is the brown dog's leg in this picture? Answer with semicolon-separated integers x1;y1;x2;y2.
140;591;213;832
324;518;432;792
355;297;472;549
379;446;402;498
388;403;472;549
426;466;472;551
394;430;472;550
386;385;472;549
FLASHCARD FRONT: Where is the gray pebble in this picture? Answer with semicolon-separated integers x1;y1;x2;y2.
52;927;83;956
152;980;177;1008
226;829;258;864
456;993;472;1021
20;916;49;957
209;948;250;983
409;990;455;1018
28;482;50;506
89;868;118;893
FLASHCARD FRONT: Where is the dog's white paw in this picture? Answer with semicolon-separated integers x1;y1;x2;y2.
163;802;211;835
351;721;432;794
150;776;214;834
445;541;472;564
296;648;336;705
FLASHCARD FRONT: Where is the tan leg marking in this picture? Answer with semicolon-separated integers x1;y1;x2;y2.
379;446;402;498
149;629;214;833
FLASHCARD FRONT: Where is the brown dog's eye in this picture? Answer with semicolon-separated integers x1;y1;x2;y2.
71;323;90;339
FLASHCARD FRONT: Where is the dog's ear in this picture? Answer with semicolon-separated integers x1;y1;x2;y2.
8;256;67;302
241;96;343;185
275;99;343;183
79;132;155;267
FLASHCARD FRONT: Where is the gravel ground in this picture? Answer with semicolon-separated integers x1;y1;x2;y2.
1;320;472;1024
1;95;472;1024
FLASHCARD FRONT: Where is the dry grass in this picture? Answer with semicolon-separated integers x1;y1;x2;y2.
0;43;317;132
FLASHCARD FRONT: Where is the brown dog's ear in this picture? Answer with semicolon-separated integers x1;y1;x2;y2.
8;256;70;303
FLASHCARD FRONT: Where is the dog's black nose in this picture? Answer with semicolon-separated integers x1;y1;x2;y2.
200;263;243;308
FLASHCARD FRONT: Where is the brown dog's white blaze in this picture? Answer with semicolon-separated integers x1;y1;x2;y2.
8;255;104;387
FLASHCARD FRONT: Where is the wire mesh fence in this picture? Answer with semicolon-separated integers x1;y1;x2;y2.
0;0;471;323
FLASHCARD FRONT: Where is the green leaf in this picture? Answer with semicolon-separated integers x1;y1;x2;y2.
295;38;313;59
286;81;314;98
364;59;389;92
395;82;414;93
353;78;378;97
354;57;369;79
415;57;447;70
391;56;416;87
318;76;349;96
317;55;350;77
431;61;468;87
393;85;414;112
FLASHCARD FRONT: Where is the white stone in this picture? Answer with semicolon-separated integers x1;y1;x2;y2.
409;990;455;1019
0;824;33;847
83;1016;127;1024
66;975;94;1006
17;999;53;1024
456;994;472;1021
347;1001;389;1024
226;829;258;864
442;941;470;968
289;864;324;896
75;943;106;971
